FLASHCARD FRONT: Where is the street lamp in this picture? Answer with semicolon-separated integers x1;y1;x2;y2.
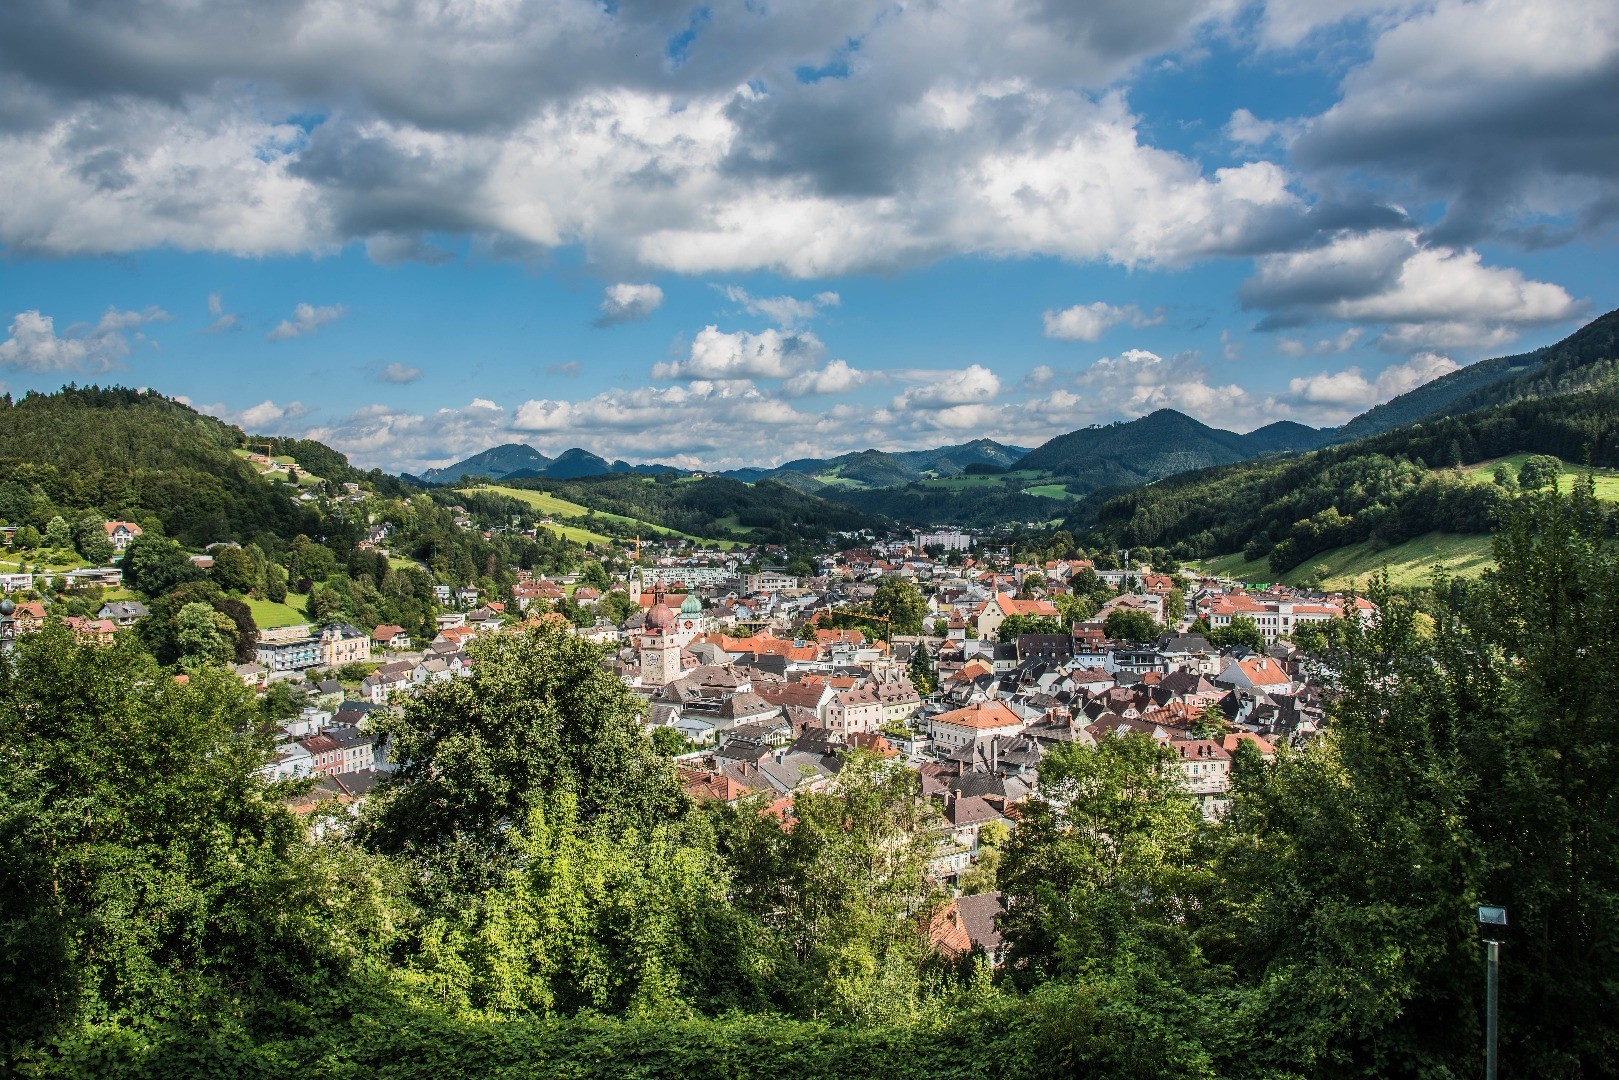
1478;904;1508;1080
0;597;17;648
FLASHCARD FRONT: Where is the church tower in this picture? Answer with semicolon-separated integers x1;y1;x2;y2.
639;577;682;687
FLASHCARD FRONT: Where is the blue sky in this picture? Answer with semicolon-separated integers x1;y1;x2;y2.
0;0;1613;472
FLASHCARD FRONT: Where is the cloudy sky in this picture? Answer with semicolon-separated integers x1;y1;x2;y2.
1;0;1613;472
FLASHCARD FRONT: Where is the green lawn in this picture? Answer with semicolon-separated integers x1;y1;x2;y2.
233;448;325;487
470;485;741;550
1;551;89;573
1021;483;1073;499
808;473;870;490
245;593;310;628
1463;454;1619;501
1200;532;1497;590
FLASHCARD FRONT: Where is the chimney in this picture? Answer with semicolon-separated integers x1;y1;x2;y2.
990;738;999;772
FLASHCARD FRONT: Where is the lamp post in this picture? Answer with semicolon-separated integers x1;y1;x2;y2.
1478;904;1508;1080
0;597;17;652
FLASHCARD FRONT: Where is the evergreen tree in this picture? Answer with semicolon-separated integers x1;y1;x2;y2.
906;641;936;695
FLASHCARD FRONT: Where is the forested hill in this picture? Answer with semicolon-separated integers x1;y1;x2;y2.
0;387;325;547
498;472;892;543
1331;305;1619;443
748;438;1031;488
1016;409;1252;477
1013;408;1331;479
1078;386;1619;576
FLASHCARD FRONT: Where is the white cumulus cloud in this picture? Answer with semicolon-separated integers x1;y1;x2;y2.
892;364;1001;409
1243;230;1582;350
378;362;422;383
1042;301;1163;342
654;325;823;380
0;306;169;372
267;302;347;342
1285;352;1460;414
783;359;870;397
718;285;840;329
596;283;664;325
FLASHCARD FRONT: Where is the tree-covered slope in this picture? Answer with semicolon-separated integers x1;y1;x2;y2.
829;483;1068;529
501;473;890;542
757;438;1031;489
1241;420;1332;454
1015;409;1255;480
421;442;554;483
1079;387;1619;575
0;386;323;547
423;444;689;484
1331;306;1619;443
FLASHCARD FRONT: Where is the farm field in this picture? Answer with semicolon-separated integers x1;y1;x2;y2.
471;486;740;549
1201;532;1497;590
916;474;1007;490
1021;483;1072;499
1462;454;1619;500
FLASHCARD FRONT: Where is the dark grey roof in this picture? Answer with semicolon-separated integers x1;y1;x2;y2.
955;891;1004;952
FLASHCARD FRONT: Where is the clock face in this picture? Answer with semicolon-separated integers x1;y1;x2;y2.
684;620;693;628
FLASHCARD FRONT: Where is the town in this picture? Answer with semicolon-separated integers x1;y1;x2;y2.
6;0;1614;1064
0;468;1378;970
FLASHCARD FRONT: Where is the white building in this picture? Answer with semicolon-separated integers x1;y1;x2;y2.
916;529;973;552
928;700;1025;751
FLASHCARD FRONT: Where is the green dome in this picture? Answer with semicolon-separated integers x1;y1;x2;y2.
680;593;703;615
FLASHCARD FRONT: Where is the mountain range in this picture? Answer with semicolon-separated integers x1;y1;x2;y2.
1076;305;1619;578
409;308;1618;528
415;444;688;484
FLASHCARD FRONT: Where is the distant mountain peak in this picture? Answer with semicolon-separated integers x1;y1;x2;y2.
420;442;551;484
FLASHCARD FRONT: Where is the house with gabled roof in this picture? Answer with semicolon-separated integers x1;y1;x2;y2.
929;700;1024;751
103;520;142;552
974;593;1061;640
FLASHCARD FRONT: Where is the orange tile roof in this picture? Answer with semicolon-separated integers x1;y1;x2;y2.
933;700;1023;730
1223;732;1275;757
1237;657;1292;686
949;658;995;682
814;628;866;646
995;593;1060;617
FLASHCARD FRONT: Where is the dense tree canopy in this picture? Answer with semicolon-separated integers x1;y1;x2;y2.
358;625;683;905
0;626;398;1048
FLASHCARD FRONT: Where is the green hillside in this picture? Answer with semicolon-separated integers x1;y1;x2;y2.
471;473;887;546
762;438;1030;490
1332;306;1619;443
826;411;1328;527
468;484;731;548
1082;385;1619;578
244;592;311;628
1016;408;1254;479
1462;454;1619;500
1202;532;1497;590
0;386;323;547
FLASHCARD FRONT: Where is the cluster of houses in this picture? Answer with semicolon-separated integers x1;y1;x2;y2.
0;502;1377;968
583;543;1372;965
